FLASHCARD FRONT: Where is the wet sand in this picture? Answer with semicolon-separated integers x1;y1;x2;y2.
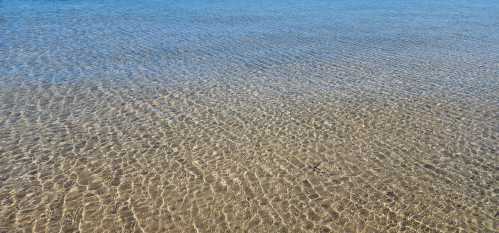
1;0;498;232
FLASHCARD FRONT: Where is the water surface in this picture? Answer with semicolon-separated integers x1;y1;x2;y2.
1;0;498;232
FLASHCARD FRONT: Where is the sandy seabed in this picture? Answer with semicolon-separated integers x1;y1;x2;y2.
1;0;498;232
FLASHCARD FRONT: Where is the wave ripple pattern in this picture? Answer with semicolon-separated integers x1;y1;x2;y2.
1;0;498;232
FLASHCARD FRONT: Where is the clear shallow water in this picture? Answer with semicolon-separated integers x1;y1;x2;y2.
1;0;498;232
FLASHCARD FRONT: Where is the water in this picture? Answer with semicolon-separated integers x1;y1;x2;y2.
1;0;498;232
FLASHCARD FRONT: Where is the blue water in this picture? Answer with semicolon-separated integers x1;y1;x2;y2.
2;0;498;85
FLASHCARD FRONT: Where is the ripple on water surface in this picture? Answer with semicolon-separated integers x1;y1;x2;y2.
0;0;498;232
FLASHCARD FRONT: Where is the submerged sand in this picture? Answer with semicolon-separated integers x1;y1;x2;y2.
1;0;498;232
